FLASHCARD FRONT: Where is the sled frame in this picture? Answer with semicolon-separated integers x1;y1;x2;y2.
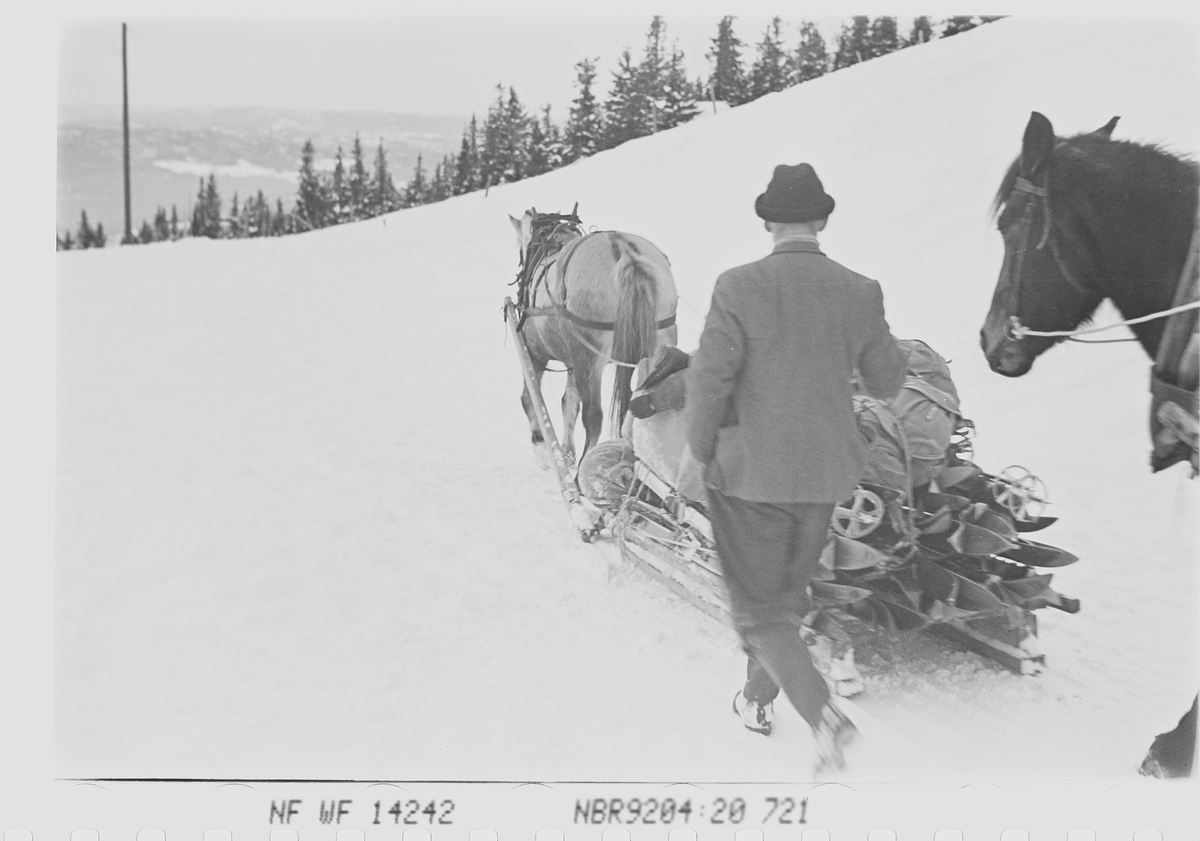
504;297;600;542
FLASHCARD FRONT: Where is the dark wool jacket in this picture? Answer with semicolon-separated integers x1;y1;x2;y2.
686;237;906;503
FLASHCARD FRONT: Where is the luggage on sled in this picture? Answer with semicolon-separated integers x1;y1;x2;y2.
578;339;1081;686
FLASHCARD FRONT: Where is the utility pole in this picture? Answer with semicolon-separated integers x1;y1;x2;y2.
121;22;133;244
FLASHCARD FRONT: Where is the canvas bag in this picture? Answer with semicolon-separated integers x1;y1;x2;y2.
856;339;962;492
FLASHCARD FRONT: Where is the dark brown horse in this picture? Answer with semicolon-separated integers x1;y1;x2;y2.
980;111;1199;778
509;208;679;466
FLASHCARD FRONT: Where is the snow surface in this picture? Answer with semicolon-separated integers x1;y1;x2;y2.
56;16;1199;783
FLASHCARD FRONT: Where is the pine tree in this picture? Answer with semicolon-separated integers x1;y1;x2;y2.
153;206;170;241
236;194;251;238
603;47;650;150
92;222;107;248
273;198;289;236
638;16;669;133
539;105;566;171
942;16;978;37
563;58;603;163
240;191;267;237
204;174;222;238
138;220;155;244
707;16;748;106
501;86;531;183
331;146;351;224
523;105;563;178
747;17;791;102
190;180;205;237
57;230;75;250
480;85;531;187
867;17;901;59
243;192;257;237
526;114;551;178
479;86;505;188
405;153;428;206
440;153;458;201
369;139;401;215
258;191;271;235
227;192;241;239
349;135;370;220
170;205;180;240
905;16;935;47
426;162;442;204
453;115;481;194
428;157;452;203
658;46;698;130
296;139;329;230
793;20;829;83
77;209;95;249
833;16;872;69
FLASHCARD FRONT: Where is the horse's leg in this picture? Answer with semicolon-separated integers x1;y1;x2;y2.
520;359;553;470
561;373;583;466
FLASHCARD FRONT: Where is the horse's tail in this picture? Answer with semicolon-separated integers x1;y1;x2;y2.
610;234;660;430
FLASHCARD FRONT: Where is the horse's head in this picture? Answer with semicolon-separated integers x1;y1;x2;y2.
509;208;538;266
980;112;1115;376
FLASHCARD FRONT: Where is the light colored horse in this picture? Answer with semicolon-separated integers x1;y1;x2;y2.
509;208;678;465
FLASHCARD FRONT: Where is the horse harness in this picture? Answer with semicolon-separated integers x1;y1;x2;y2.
1003;174;1200;473
1002;176;1095;341
512;210;586;331
513;213;676;335
1150;213;1199;473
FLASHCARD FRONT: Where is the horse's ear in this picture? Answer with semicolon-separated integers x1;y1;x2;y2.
509;214;522;234
1021;111;1055;178
1092;116;1120;139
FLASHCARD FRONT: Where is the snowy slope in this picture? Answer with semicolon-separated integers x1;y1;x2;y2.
56;16;1198;783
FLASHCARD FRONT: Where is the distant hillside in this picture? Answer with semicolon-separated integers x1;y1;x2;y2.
57;106;467;237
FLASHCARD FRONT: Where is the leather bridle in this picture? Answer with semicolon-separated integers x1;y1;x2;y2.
1002;175;1094;341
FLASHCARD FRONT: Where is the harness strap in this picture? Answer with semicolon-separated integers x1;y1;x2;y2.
1153;212;1200;386
562;309;678;332
1006;176;1200;341
1150;212;1200;473
525;232;676;331
1013;176;1091;295
524;305;678;332
514;219;584;331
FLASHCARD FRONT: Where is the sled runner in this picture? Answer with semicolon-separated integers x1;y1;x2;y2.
503;297;603;542
578;340;1082;682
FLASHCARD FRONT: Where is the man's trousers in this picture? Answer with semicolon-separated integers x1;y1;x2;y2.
706;486;834;729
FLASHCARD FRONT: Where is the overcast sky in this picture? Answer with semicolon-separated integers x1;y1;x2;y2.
57;10;865;119
59;1;1177;121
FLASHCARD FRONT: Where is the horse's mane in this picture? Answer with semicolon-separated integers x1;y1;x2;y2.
514;209;587;318
525;210;584;266
993;131;1199;223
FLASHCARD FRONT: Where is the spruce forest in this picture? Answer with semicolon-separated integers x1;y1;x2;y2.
57;15;999;250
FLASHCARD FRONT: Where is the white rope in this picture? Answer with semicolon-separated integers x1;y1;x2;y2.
1009;300;1200;340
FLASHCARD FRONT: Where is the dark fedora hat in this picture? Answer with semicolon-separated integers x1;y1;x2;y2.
754;163;835;223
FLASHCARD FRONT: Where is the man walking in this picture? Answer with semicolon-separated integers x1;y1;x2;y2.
686;163;906;773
